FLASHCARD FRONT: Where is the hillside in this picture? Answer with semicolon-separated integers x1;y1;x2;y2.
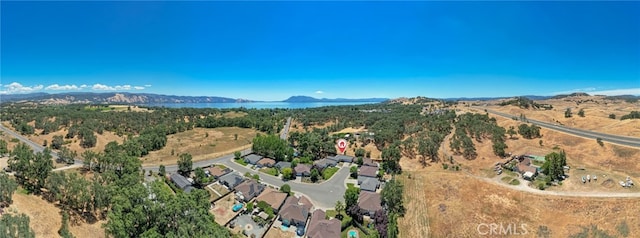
282;95;388;103
0;92;253;104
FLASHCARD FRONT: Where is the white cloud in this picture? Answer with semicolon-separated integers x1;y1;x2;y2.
45;84;79;91
79;84;88;88
0;82;44;94
92;84;113;90
589;88;640;96
144;84;152;87
91;83;146;91
315;90;324;94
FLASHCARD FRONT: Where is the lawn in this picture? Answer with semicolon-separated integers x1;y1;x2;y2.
259;167;279;177
322;167;340;180
341;225;376;238
347;183;356;189
234;157;248;166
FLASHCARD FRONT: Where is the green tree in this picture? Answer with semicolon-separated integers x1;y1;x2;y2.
335;200;345;219
387;213;399;238
281;167;294;180
507;126;517;139
597;138;604;147
541;152;566;181
609;114;616;119
0;213;36;238
280;184;291;195
310;168;320;182
382;179;405;215
0;139;8;155
381;145;402;174
58;146;77;164
193;167;208;188
350;166;358;178
0;173;18;206
344;186;360;208
51;135;64;150
177;153;193;176
355;148;366;158
564;108;572;118
158;165;166;177
58;211;75;238
578;109;585;117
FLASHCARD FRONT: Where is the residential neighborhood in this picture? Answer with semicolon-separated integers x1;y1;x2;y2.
165;149;390;238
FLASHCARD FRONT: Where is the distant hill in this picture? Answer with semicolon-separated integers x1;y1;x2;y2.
282;95;388;103
0;92;252;104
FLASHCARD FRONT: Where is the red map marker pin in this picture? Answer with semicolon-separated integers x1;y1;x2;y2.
337;139;347;154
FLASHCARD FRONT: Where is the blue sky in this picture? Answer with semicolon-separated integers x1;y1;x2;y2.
2;1;639;100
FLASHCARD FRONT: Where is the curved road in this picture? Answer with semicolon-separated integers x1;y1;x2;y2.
476;107;640;148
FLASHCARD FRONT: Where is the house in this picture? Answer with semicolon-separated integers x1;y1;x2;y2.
207;166;230;179
517;158;538;180
358;191;383;217
313;158;337;171
170;173;195;193
244;154;263;165
257;158;276;168
279;196;312;227
235;180;266;202
333;154;354;163
294;164;312;177
359;177;380;192
362;158;378;167
219;173;245;189
306;210;341;238
274;161;292;170
359;165;378;178
255;188;288;213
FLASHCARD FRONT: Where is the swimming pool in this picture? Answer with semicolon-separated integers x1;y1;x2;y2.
348;230;358;238
232;203;243;212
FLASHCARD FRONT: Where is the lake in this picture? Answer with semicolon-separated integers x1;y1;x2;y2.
141;101;381;109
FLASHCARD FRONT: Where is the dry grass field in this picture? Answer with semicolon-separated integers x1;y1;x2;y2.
480;95;640;137
7;190;105;238
142;127;259;165
397;171;639;238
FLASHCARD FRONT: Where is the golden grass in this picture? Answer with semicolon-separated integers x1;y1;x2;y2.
8;191;105;238
142;127;259;165
397;171;640;238
481;96;640;137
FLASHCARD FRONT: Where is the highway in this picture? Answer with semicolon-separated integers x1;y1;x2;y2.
477;107;640;148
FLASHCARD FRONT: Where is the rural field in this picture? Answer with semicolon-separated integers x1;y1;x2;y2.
480;95;640;137
142;127;259;165
397;171;639;238
6;190;105;238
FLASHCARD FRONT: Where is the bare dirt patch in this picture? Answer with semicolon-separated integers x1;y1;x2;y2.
211;193;241;226
24;128;125;155
8;191;105;238
142;127;259;166
397;171;640;238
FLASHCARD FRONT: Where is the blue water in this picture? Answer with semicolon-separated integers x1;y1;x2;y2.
348;230;358;237
141;101;380;109
232;203;243;212
280;225;288;231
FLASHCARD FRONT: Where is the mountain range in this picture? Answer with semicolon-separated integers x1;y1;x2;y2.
0;92;388;104
1;92;637;105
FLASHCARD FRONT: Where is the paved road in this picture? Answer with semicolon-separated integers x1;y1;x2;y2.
280;117;292;140
142;149;349;209
0;123;85;166
476;107;640;148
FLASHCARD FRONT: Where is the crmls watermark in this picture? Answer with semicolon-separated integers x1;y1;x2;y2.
477;223;529;236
